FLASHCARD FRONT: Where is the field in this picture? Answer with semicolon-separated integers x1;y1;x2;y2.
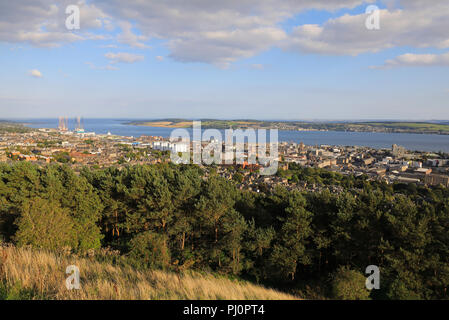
0;246;297;300
137;121;194;128
128;119;262;129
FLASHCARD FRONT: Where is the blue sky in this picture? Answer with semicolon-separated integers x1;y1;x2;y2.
1;0;448;120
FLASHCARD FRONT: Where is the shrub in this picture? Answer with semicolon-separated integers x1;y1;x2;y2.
128;232;171;270
387;278;422;300
0;281;44;300
331;266;371;300
14;198;76;251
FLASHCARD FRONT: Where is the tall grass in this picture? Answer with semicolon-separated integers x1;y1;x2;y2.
0;245;297;300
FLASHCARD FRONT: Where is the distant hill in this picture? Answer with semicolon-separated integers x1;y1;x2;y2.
127;119;449;135
0;246;297;300
0;121;34;133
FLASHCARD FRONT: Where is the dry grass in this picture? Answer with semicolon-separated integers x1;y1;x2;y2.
0;245;297;300
140;121;192;128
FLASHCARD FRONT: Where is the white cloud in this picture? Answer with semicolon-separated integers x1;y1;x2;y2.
90;0;373;65
2;0;449;67
156;56;164;61
116;21;149;49
0;0;110;47
29;69;43;78
104;52;145;64
283;2;449;56
99;44;118;48
85;62;118;70
374;52;449;68
167;27;286;68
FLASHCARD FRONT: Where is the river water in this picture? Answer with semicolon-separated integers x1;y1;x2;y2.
19;118;449;153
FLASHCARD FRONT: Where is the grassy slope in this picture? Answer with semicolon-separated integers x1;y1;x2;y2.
0;246;297;300
131;120;261;129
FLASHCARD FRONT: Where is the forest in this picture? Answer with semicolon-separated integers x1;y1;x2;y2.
0;161;448;299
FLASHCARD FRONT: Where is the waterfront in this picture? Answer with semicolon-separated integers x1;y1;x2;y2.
19;118;449;153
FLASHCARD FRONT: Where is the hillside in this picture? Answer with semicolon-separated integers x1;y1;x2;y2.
0;246;297;300
127;119;449;134
0;163;447;299
0;121;34;133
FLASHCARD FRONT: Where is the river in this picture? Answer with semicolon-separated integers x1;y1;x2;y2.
19;118;449;153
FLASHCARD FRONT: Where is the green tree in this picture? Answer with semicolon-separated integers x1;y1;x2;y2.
233;172;244;183
270;191;312;280
331;266;371;300
128;231;171;270
15;198;76;250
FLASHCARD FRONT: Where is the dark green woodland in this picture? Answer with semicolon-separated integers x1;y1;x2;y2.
0;162;448;299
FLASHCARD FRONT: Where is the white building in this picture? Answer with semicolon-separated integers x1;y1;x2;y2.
153;141;188;153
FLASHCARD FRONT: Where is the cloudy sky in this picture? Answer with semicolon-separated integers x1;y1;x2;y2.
1;0;448;120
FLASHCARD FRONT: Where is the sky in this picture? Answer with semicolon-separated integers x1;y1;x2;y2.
0;0;448;120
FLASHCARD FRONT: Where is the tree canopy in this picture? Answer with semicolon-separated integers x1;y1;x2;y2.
0;161;448;299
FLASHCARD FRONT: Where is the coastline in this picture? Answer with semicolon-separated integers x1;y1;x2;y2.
127;120;449;135
15;118;449;153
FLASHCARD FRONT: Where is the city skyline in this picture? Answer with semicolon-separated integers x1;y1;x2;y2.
1;0;449;119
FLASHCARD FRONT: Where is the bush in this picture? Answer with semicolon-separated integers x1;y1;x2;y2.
0;281;44;300
387;278;422;300
331;266;371;300
128;232;171;270
14;198;76;251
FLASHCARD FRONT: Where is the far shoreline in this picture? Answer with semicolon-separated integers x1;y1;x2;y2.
126;119;449;136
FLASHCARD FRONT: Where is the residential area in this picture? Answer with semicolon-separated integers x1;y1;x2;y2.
1;127;448;193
